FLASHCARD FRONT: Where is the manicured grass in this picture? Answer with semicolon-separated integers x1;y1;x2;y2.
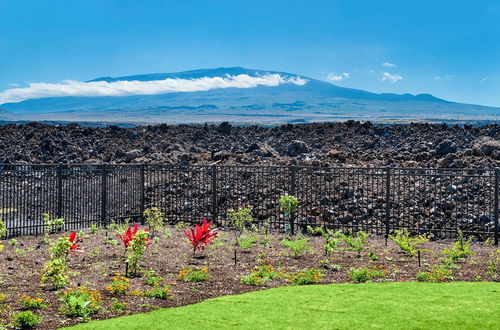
67;282;500;330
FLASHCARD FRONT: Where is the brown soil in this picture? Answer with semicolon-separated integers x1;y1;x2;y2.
0;225;498;329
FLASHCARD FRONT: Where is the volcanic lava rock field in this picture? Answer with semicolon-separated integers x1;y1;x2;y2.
0;121;499;168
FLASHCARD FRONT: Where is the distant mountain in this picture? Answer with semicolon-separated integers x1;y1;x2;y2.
1;67;499;124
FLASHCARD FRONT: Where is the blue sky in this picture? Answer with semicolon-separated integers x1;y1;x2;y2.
0;0;499;107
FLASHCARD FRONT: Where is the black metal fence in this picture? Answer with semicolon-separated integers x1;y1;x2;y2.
0;164;498;244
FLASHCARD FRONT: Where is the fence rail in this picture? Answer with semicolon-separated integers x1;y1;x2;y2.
0;163;498;244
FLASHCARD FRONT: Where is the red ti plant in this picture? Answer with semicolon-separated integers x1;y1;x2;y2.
67;231;83;254
184;218;218;256
119;224;152;249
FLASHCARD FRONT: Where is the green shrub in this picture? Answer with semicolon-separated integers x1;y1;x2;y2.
178;266;210;282
12;311;43;328
240;262;284;286
143;207;165;238
281;237;312;259
42;213;65;235
441;231;474;263
340;230;370;257
279;194;299;215
416;264;454;282
347;266;386;283
486;250;500;280
143;270;164;287
110;298;127;313
288;268;324;285
19;296;47;310
0;218;6;237
60;287;102;320
144;285;172;299
307;226;342;256
237;233;258;250
389;228;429;257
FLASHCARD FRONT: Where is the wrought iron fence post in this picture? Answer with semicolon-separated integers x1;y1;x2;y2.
494;168;499;245
140;164;146;225
385;167;391;246
101;164;107;227
56;163;63;219
290;165;297;236
211;165;218;225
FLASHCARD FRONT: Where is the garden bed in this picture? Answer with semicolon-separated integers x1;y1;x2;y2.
0;223;499;329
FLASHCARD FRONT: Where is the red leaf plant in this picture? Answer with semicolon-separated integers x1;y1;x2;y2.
68;231;83;254
118;224;152;249
184;218;218;255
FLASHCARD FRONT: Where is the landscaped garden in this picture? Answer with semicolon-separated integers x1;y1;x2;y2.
0;200;499;329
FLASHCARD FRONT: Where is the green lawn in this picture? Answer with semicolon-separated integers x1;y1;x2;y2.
66;282;500;330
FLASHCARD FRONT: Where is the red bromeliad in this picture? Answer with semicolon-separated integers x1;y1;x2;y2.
118;224;151;248
184;218;218;254
68;231;83;254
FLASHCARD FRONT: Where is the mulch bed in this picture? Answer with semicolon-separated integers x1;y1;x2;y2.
0;225;499;329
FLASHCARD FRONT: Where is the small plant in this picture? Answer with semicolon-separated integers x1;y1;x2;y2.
347;266;386;283
144;285;172;300
307;226;342;256
11;311;43;329
163;227;173;240
9;238;18;246
42;213;65;235
60;287;102;320
177;266;210;282
105;275;130;294
237;233;258;250
367;246;379;261
0;218;5;252
417;264;454;282
227;206;253;232
240;261;284;286
389;228;429;257
279;194;299;215
143;270;164;287
486;249;500;279
441;231;474;263
87;247;100;258
41;231;83;288
339;230;370;258
119;224;152;276
281;237;312;259
110;298;127;313
19;296;47;310
287;268;324;285
143;207;165;238
184;218;218;256
89;224;98;234
174;221;187;231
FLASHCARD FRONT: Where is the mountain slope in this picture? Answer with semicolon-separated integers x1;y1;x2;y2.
0;67;498;124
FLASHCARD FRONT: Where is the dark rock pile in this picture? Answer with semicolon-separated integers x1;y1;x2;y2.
0;121;499;168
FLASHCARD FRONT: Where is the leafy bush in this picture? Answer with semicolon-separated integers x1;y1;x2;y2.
279;194;299;215
486;250;500;280
340;230;370;257
307;226;342;256
416;265;454;282
42;213;65;235
389;228;429;257
19;296;47;310
105;275;130;294
441;231;474;263
227;206;253;232
41;232;82;288
237;233;258;250
287;268;324;285
240;261;284;286
143;270;164;287
11;311;43;328
143;207;165;238
0;218;5;252
347;266;386;283
110;298;127;313
144;285;172;300
118;224;152;276
281;237;312;259
178;266;210;282
60;287;102;320
184;219;218;256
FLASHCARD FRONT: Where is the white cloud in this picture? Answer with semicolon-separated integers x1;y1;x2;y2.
0;74;308;104
327;72;350;81
381;72;403;83
382;62;396;68
480;76;489;84
434;76;441;80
